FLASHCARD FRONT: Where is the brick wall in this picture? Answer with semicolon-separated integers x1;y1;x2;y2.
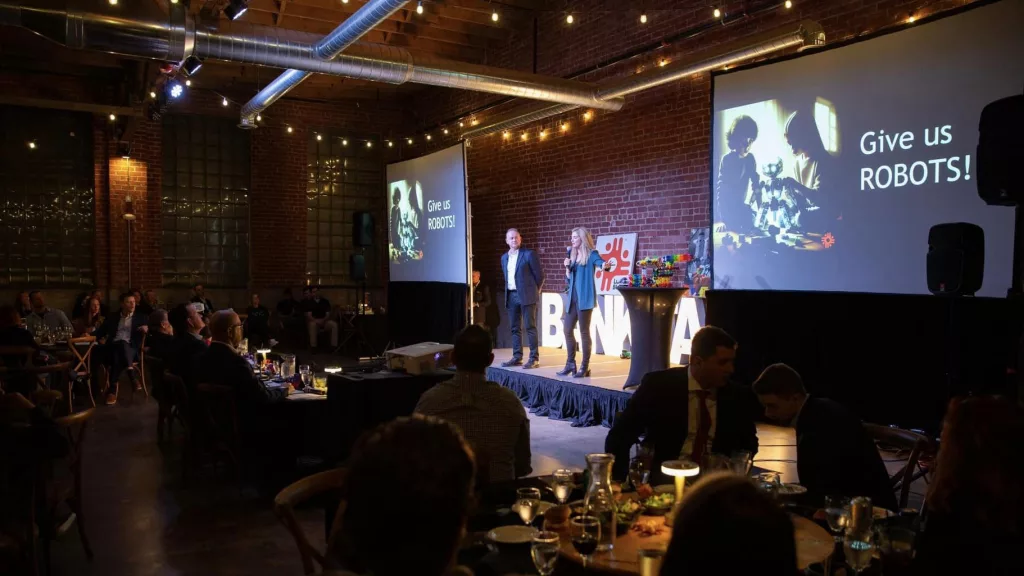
407;0;972;292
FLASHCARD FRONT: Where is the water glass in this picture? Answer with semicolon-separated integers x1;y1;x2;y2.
552;469;574;504
299;364;312;388
515;487;542;526
824;495;851;541
877;525;916;574
638;548;667;576
729;450;753;475
628;458;650;490
570;515;601;567
530;531;560;576
844;531;875;574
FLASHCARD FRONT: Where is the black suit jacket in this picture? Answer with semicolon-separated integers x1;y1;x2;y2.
795;397;898;510
500;248;543;307
193;342;285;417
93;313;147;350
605;367;759;482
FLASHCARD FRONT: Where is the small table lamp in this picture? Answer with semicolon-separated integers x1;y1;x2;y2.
256;348;272;371
324;367;342;374
661;459;700;527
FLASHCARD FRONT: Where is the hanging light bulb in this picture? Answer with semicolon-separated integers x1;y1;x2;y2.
185;79;191;87
520;132;528;141
459;121;464;127
342;139;348;145
149;91;157;99
560;122;569;132
387;141;393;148
222;97;229;106
784;0;793;8
416;1;423;15
426;134;432;141
713;8;721;18
407;138;413;144
316;134;322;141
539;130;548;140
256;114;262;122
366;141;372;148
502;131;510;140
583;111;593;121
109;113;116;121
28;141;36;150
492;10;499;22
287;126;293;133
108;0;117;5
640;13;647;24
443;128;449;135
566;14;574;24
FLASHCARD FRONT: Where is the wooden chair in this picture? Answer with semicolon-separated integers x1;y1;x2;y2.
66;336;97;408
0;345;37;369
39;408;95;574
274;467;347;575
864;423;931;509
15;363;72;416
131;333;149;402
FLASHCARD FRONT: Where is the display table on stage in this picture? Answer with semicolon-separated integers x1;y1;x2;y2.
617;287;688;389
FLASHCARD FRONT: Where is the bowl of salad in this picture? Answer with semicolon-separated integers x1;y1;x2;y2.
615;499;642;535
642;492;675;516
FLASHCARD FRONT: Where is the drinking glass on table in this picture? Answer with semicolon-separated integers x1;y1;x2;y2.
530;531;560;576
515;487;542;526
844;530;875;574
299;365;312;388
628;457;650;491
824;495;851;542
877;525;916;575
552;469;574;504
570;514;601;568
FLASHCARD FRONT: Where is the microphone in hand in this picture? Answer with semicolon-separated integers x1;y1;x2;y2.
564;247;572;268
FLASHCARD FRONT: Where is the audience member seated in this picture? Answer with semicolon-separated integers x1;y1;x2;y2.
73;296;105;337
660;472;797;576
136;289;158;317
244;293;272;349
415;325;531;484
167;303;208;387
93;293;148;405
753;363;897;510
25;290;72;333
146;309;176;361
605;326;759;483
190;283;214;318
0;305;48;395
14;291;31;319
326;415;476;576
915;396;1023;576
303;286;337;349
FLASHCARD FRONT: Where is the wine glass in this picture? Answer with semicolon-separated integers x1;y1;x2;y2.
824;495;851;542
299;364;312;388
628;458;650;491
844;530;875;574
530;531;560;576
552;469;574;504
515;487;542;526
570;515;601;568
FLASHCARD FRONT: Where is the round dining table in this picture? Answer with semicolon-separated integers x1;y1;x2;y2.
557;512;833;574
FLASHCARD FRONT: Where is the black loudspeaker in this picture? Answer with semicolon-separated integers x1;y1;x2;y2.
977;94;1023;206
350;253;366;282
927;223;984;296
353;212;374;247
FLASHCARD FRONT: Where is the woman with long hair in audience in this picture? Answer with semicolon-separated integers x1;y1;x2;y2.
915;396;1024;575
660;472;797;576
73;297;105;337
326;415;476;576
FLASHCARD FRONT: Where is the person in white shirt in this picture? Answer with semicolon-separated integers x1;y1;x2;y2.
499;228;543;369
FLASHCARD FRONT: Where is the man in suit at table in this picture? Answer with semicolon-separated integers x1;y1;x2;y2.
605;326;760;483
500;228;544;369
753;363;898;510
93;292;149;405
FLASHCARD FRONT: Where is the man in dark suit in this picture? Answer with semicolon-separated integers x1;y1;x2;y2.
500;228;543;369
167;303;208;392
93;292;149;405
753;363;897;510
606;326;759;483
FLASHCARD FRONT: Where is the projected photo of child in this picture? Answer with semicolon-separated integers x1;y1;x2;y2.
713;99;841;254
388;180;425;263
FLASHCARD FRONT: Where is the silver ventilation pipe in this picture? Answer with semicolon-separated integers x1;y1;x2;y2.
238;0;409;128
462;21;825;139
197;23;625;114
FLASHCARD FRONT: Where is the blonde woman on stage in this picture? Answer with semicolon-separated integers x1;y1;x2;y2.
559;226;611;378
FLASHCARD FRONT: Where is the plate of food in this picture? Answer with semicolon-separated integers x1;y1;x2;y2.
486;525;539;545
642;492;675;515
775;483;808;496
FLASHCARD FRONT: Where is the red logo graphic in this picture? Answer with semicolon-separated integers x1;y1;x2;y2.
822;232;836;249
597;236;634;292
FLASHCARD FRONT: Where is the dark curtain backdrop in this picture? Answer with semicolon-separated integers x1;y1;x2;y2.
388;281;468;346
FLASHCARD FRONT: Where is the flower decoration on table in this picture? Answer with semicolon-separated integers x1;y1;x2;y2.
614;254;693;288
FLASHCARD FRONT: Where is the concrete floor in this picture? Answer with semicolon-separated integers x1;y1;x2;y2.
47;396;923;576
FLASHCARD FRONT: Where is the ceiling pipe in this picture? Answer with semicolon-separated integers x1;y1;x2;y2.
237;0;409;128
462;20;825;139
0;0;623;127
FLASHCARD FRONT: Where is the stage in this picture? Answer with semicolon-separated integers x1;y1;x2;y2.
486;347;663;428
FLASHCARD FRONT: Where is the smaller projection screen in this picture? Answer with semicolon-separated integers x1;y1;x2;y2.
710;0;1024;296
386;143;469;284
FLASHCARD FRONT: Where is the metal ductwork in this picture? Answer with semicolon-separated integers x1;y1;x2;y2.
0;0;623;126
238;0;409;127
463;20;825;139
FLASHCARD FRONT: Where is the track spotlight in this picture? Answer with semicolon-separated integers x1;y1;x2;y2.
182;55;203;76
168;81;184;99
224;0;248;21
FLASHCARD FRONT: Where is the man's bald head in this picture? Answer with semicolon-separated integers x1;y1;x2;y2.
209;310;240;344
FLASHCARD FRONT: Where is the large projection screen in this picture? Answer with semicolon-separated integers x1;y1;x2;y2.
710;0;1024;296
386;143;469;285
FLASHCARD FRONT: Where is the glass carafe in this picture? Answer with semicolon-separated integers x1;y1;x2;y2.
582;453;616;552
280;354;296;379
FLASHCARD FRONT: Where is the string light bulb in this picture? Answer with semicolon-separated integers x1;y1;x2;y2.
907;13;916;22
170;0;178;3
416;1;423;14
566;14;574;24
256;114;262;122
583;111;593;121
185;79;191;87
492;10;498;22
342;0;349;3
471;119;479;126
28;141;36;149
222;97;229;106
316;134;322;141
109;113;116;121
387;141;393;147
407;138;413;144
539;130;548;140
366;141;372;148
108;0;117;5
342;139;348;145
640;13;647;24
520;132;528;141
502;131;510;140
560;122;569;132
287;126;293;133
658;58;669;67
713;8;721;18
149;91;157;99
459;121;464;127
784;0;792;8
443;128;449;134
426;134;432;141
